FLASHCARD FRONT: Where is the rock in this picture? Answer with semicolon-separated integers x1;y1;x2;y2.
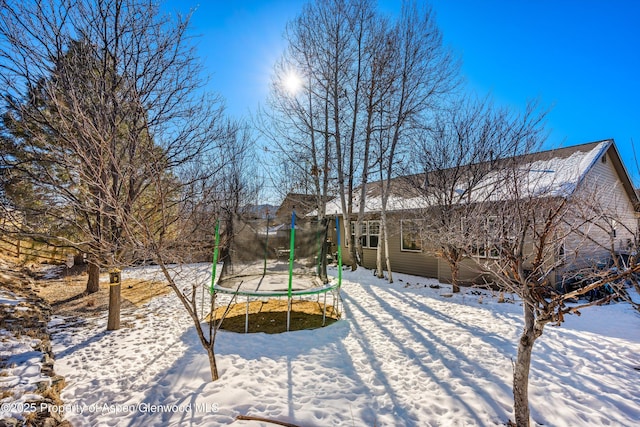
1;258;69;427
51;375;65;390
37;378;52;392
0;418;20;427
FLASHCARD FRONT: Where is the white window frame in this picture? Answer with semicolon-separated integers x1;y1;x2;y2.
558;239;566;261
401;219;423;252
367;220;380;249
486;216;500;259
469;216;501;259
348;220;368;247
347;221;354;247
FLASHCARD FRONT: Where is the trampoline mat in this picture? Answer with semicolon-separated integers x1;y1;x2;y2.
217;273;321;292
215;273;339;297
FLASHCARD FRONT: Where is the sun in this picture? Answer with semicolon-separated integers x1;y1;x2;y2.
282;70;303;95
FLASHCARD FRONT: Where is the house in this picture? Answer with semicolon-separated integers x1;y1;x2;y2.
324;139;639;285
275;193;320;218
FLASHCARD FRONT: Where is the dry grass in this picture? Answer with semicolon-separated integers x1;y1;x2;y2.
211;299;340;334
120;279;171;307
37;274;169;318
40;377;66;405
34;265;339;334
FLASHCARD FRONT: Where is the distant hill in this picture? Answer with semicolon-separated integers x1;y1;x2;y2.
243;203;279;219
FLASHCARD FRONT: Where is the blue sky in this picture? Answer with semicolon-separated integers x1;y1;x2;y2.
165;0;640;181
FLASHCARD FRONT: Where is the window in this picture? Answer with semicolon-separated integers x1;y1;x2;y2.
349;220;370;247
488;247;500;258
461;218;469;236
346;222;356;247
486;216;500;258
401;219;423;252
470;216;500;259
472;243;486;258
557;240;566;260
611;219;617;238
367;221;380;248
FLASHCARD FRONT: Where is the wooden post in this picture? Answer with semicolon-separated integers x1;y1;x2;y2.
107;269;121;330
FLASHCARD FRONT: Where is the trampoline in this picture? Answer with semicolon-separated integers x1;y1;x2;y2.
209;210;343;332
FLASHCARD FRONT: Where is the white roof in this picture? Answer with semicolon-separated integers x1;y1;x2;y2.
324;140;610;215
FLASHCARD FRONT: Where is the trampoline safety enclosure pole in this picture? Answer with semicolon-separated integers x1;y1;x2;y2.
263;214;270;276
335;216;343;316
287;210;296;332
210;219;221;293
203;219;221;320
336;216;342;286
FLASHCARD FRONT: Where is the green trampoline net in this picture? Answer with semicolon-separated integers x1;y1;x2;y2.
216;211;337;296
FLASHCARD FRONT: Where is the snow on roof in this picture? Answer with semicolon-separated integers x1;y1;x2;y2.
473;141;606;202
325;140;610;215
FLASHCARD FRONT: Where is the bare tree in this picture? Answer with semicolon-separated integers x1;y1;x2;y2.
561;153;640;311
263;0;372;265
463;165;562;426
349;0;381;268
407;94;638;425
410;98;544;291
257;1;347;222
362;2;458;281
462;137;640;425
0;0;241;360
128;125;256;381
262;0;459;277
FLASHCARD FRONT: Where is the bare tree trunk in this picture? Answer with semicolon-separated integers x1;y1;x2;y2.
206;346;219;381
354;216;364;268
158;260;220;381
86;260;100;294
347;224;358;271
381;210;393;283
375;231;383;278
513;302;539;427
449;261;460;293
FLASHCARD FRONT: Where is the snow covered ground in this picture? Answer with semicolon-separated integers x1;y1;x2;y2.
40;264;640;426
0;289;52;419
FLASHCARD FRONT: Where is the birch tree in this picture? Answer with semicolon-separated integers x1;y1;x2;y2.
366;1;459;281
259;0;371;269
263;0;459;275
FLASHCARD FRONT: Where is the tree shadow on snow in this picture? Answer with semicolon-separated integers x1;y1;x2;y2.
341;283;515;425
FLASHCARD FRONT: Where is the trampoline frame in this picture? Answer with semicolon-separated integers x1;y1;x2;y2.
212;280;342;333
209;213;344;333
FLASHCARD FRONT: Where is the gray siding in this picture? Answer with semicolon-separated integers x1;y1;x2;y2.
335;215;439;278
331;146;638;284
437;258;490;284
563;150;637;270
